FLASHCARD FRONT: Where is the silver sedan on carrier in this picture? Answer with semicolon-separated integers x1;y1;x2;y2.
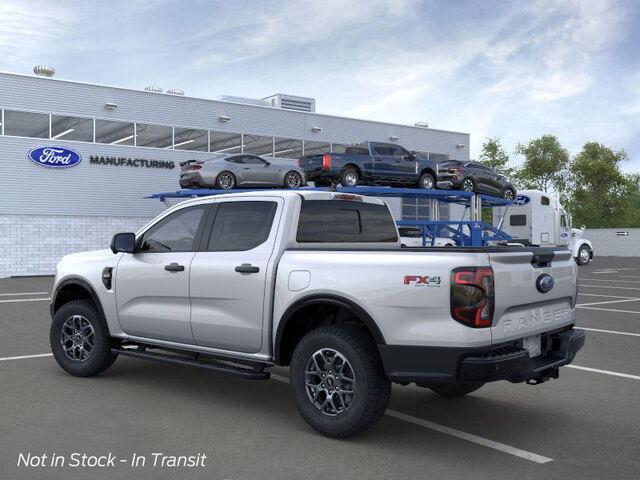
179;154;306;190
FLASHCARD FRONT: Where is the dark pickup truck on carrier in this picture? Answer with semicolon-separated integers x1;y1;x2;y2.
299;141;440;189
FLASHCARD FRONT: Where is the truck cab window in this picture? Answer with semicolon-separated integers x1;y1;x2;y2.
509;214;527;227
297;200;398;243
207;201;277;251
541;196;550;206
139;206;206;252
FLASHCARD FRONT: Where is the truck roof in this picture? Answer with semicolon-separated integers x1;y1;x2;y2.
172;189;388;207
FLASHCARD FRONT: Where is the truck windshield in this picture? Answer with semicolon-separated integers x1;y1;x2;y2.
297;200;398;243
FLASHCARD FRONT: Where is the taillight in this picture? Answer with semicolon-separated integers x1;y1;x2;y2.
450;267;494;328
192;164;202;171
322;154;331;170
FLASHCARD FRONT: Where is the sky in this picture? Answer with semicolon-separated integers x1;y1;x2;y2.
1;0;639;170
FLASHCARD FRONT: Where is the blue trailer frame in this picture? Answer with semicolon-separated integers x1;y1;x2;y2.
147;186;513;247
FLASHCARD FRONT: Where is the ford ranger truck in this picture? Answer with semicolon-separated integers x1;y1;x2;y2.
299;141;439;189
50;190;585;438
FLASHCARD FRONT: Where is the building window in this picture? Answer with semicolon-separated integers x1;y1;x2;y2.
331;143;349;154
3;110;49;138
274;137;303;158
135;123;172;149
173;127;208;151
243;135;274;156
210;131;242;154
303;140;331;156
95;119;134;145
50;115;93;142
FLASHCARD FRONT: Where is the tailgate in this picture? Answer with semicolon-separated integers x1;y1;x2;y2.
489;248;577;344
298;154;342;172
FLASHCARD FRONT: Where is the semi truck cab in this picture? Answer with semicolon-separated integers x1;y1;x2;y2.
493;189;594;265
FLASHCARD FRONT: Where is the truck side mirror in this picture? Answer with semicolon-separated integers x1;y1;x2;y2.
581;225;586;231
111;232;136;254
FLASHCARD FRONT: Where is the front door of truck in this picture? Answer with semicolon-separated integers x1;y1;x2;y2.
115;205;209;344
371;143;414;184
189;197;282;353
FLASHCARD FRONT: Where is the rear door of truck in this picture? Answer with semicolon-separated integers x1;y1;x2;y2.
488;247;577;353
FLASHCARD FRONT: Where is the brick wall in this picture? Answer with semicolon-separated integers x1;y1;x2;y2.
0;214;152;277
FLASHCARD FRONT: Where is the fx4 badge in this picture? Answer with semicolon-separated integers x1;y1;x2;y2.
404;275;441;287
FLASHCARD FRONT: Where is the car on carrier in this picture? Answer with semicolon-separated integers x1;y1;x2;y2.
299;141;440;189
437;160;517;199
179;154;306;189
50;190;584;438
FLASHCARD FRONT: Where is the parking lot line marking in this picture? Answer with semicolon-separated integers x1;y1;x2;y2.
0;297;50;304
577;298;640;307
0;353;53;362
384;410;554;464
567;365;640;381
578;284;640;291
0;291;49;297
580;327;640;337
269;374;553;464
581;278;640;284
578;293;639;299
577;306;640;314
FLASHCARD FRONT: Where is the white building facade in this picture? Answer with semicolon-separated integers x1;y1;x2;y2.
0;71;470;276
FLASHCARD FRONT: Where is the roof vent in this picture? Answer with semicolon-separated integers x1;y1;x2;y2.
144;85;163;93
167;88;185;96
33;65;55;78
262;93;316;113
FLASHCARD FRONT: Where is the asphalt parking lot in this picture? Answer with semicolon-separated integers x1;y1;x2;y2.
1;257;639;480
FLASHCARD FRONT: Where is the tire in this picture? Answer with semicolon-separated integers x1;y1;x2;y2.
50;300;118;377
215;171;236;189
428;382;484;397
340;167;359;187
503;187;515;200
290;326;391;438
284;171;303;189
576;244;591;266
418;172;435;190
461;178;475;192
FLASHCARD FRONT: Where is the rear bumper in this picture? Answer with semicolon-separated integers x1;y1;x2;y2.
379;327;585;385
303;167;338;182
179;172;208;188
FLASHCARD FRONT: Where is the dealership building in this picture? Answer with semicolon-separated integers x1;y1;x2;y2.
0;69;470;277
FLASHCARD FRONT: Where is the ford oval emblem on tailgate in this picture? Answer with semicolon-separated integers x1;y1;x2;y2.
536;274;555;293
28;146;82;168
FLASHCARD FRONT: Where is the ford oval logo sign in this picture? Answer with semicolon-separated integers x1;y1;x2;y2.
28;146;82;168
514;195;530;206
536;274;555;294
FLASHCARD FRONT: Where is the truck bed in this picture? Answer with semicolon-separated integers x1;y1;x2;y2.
274;246;576;349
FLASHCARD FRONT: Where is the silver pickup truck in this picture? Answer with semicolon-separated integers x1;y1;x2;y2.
50;190;585;438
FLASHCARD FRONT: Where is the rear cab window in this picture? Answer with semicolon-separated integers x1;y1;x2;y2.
206;201;278;251
344;143;370;156
297;200;398;243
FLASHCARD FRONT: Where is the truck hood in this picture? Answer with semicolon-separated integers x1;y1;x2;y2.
59;249;116;267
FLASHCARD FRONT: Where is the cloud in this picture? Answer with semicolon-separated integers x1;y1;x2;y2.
0;0;75;67
191;0;415;69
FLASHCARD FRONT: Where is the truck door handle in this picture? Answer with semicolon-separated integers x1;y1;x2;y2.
164;263;185;272
235;263;260;274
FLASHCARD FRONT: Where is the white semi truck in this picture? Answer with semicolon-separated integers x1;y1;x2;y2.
493;189;594;265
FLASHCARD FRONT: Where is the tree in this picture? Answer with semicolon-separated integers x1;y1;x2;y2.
479;137;514;177
566;142;634;228
515;135;569;193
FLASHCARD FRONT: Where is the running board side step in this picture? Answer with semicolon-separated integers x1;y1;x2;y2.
111;346;270;380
